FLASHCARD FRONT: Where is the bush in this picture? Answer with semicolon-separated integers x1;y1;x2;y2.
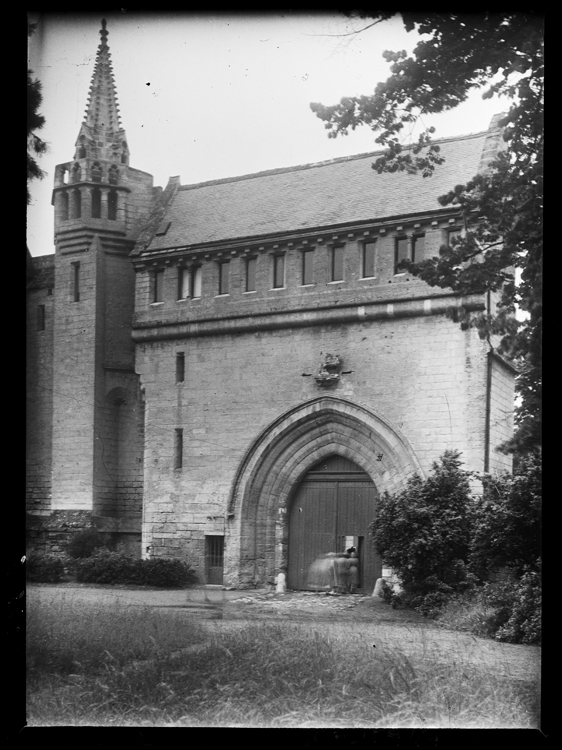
371;451;475;615
74;549;136;584
133;557;198;587
26;553;65;583
481;562;542;645
74;549;197;588
470;453;541;580
436;561;541;644
66;527;111;559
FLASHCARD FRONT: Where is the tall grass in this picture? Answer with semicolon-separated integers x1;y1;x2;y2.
27;592;205;676
27;597;539;728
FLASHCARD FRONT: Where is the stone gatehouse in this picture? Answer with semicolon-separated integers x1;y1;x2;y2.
26;20;515;589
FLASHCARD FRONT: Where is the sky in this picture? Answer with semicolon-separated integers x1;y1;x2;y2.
27;11;504;257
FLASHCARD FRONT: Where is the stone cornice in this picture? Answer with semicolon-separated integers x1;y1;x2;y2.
132;293;485;342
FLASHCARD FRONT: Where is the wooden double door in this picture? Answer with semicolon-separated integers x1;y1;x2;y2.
287;455;381;592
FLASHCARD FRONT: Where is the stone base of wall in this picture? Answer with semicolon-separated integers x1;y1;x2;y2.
26;511;142;559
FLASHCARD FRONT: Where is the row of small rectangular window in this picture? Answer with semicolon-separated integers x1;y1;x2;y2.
151;236;426;303
59;188;119;221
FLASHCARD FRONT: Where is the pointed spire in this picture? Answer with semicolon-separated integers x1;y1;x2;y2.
75;19;129;165
84;18;121;132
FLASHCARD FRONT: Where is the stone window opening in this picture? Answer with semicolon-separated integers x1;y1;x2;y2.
71;262;80;302
394;236;409;274
330;245;344;282
176;352;185;383
60;191;69;221
108;189;118;220
361;241;376;278
153;269;164;303
190;266;202;298
72;163;81;183
108;165;119;185
178;267;190;299
72;189;82;219
440;229;463;257
301;248;315;286
273;254;285;289
91;162;102;183
174;429;183;470
413;234;425;261
245;257;257;292
91;187;102;219
395;233;424;273
218;260;230;295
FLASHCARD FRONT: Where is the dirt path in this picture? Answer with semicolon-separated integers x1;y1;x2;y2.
28;584;540;683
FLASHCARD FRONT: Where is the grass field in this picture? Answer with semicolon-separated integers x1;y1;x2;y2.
26;593;540;728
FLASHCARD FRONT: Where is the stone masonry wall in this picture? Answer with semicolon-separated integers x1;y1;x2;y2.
134;224;462;328
26;277;55;514
488;355;515;474
137;312;490;580
51;243;99;510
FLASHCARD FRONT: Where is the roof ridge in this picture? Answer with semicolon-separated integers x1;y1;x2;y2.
179;130;489;192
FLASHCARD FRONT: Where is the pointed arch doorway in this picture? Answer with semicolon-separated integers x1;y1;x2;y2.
287;455;382;592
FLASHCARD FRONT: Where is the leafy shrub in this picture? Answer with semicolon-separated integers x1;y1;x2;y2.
26;553;65;583
470;453;541;580
74;549;136;584
371;451;475;615
436;561;541;644
481;562;542;644
66;527;111;559
378;578;395;604
133;557;197;587
436;591;502;638
74;549;197;588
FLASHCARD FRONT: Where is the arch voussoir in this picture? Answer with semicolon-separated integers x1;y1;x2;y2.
224;397;423;588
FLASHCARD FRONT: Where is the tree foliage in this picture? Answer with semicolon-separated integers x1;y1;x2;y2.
311;13;543;454
27;23;47;204
371;451;474;610
469;453;541;579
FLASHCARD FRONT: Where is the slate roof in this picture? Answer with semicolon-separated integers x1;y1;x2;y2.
144;130;490;253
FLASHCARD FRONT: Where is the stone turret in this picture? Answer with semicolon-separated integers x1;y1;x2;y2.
46;20;155;551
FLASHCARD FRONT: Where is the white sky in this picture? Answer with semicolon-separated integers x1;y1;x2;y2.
27;11;504;257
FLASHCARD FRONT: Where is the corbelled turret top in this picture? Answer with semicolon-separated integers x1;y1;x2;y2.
73;19;130;165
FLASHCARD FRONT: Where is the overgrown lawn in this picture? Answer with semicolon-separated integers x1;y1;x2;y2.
26;593;539;728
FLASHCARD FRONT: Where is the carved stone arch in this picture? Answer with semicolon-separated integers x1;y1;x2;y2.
91;161;102;182
224;396;423;588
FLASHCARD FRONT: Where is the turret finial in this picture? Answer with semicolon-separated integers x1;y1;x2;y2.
100;18;108;45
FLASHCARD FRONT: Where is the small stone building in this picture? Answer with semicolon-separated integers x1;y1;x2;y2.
26;20;515;590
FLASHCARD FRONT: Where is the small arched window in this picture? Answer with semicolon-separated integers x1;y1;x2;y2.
108;189;118;221
108;165;118;185
91;187;101;219
72;163;81;183
91;162;102;183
